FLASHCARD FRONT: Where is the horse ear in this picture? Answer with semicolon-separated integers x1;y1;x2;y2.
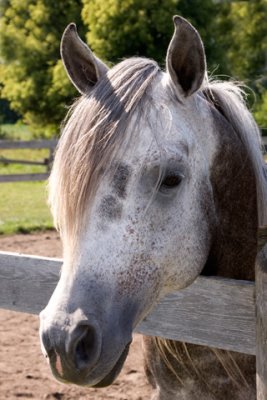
166;16;206;97
60;23;109;95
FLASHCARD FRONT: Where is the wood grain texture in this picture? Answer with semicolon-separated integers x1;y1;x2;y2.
255;244;267;399
0;252;61;314
0;140;57;181
0;251;256;355
0;140;58;149
0;158;46;166
0;173;50;182
258;226;267;252
138;276;255;355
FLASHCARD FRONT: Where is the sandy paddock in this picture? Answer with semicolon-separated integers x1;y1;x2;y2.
0;232;152;400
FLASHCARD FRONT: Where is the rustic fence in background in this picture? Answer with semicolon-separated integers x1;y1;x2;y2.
0;139;57;182
0;135;267;397
262;135;267;152
0;242;266;399
0;135;266;183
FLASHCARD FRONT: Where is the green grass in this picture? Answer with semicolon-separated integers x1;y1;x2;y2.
0;123;33;140
0;148;49;175
0;181;53;235
0;123;54;235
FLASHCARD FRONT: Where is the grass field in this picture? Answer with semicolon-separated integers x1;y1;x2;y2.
0;123;266;236
0;181;53;235
0;123;33;140
0;123;53;235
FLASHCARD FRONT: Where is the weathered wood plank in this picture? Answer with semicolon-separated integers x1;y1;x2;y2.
0;140;57;149
0;157;46;166
258;226;267;252
255;244;267;400
0;251;256;355
262;136;267;152
138;276;255;355
0;252;61;314
0;173;50;182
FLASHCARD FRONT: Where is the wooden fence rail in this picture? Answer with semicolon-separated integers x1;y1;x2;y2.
0;139;58;182
0;136;266;183
0;246;266;398
0;139;57;149
0;251;256;354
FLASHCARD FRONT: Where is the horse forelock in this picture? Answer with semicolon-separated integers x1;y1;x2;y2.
49;57;160;250
49;61;267;257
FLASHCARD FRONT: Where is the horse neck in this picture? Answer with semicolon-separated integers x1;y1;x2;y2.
202;107;258;281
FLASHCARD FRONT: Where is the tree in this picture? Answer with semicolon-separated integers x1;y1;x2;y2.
0;98;19;124
1;0;266;134
82;0;267;129
82;0;224;71
0;0;85;137
217;1;267;81
216;1;267;128
254;90;267;131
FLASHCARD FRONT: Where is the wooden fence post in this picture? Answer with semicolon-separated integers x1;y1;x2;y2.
0;139;58;182
256;231;267;400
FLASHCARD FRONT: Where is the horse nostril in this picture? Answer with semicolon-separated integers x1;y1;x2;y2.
75;326;95;366
69;322;101;370
40;330;54;359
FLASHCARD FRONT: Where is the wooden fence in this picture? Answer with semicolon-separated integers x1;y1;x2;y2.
263;136;267;152
0;244;266;399
0;135;267;397
0;139;57;182
0;135;266;183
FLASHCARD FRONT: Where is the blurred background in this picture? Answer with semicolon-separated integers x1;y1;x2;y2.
0;2;266;399
0;0;266;234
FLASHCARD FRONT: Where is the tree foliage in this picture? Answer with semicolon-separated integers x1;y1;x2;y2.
82;0;267;129
0;0;266;134
0;98;19;124
82;0;224;71
0;0;85;136
218;1;267;81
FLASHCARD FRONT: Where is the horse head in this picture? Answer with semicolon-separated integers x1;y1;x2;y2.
39;16;265;389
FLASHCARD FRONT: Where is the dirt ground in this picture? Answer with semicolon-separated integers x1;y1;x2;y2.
0;231;152;400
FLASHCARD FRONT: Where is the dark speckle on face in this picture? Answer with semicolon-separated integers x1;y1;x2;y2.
99;195;122;220
112;163;132;199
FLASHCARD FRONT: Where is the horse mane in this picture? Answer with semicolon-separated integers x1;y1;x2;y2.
49;57;160;250
202;79;267;228
49;56;267;256
153;337;250;392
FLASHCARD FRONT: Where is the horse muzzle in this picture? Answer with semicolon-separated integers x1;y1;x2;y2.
39;307;132;387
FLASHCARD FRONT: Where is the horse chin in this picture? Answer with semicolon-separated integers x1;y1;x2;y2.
50;341;131;388
92;342;131;387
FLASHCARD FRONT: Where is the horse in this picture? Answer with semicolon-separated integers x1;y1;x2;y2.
39;16;267;400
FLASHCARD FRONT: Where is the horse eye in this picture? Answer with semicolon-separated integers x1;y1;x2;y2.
161;173;183;189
